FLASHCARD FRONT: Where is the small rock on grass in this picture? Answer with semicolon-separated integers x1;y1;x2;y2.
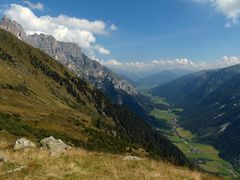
123;156;142;161
13;138;36;151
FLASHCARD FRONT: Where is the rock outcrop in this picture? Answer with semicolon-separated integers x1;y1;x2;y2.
0;16;28;41
13;138;36;150
40;136;70;155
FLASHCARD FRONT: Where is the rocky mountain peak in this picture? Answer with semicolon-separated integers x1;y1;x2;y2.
0;17;138;102
0;16;28;41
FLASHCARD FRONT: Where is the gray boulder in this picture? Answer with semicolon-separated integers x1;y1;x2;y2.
123;156;142;161
13;138;36;150
40;136;70;155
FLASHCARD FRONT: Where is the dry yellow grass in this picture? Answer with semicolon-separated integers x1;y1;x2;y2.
0;147;221;180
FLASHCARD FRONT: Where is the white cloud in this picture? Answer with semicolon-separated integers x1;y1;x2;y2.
4;4;114;55
23;1;44;11
98;56;240;72
110;24;118;31
192;0;240;26
104;59;123;66
221;55;240;65
94;45;111;55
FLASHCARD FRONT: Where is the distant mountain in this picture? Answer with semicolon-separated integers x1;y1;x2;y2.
118;74;138;86
111;68;153;82
0;28;192;167
0;16;137;105
135;69;192;89
152;65;240;170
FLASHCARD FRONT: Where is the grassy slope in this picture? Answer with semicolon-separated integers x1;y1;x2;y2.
146;93;239;179
0;136;219;180
0;28;193;168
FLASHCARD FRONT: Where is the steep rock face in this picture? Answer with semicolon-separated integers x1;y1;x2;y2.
0;16;28;41
0;16;137;104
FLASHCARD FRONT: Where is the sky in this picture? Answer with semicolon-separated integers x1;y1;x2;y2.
1;0;240;72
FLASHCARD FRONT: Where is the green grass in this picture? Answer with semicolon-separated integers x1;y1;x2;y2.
170;130;238;179
140;91;170;106
150;109;176;122
151;97;170;106
176;127;195;141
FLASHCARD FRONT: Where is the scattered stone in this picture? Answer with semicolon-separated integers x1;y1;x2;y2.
111;130;117;137
0;155;8;163
13;138;36;150
40;136;70;155
123;156;142;161
0;165;26;176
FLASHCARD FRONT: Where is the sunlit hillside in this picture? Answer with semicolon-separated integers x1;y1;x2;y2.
0;136;219;180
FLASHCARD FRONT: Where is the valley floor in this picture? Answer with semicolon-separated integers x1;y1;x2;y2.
145;92;240;179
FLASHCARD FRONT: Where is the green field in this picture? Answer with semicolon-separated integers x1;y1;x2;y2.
150;109;176;122
141;91;170;106
176;127;195;141
147;93;239;179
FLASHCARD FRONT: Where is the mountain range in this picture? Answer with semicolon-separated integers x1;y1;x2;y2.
0;27;192;167
2;14;239;177
0;16;138;105
152;65;240;171
134;69;192;89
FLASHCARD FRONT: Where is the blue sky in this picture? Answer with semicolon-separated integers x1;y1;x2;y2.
1;0;240;71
